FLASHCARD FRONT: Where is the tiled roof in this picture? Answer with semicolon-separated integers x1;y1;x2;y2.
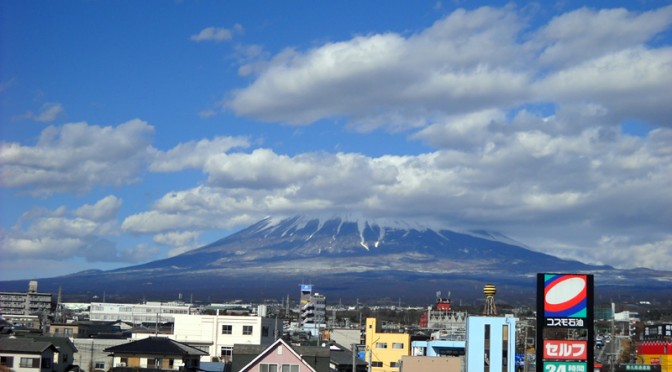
103;337;207;356
31;336;79;353
0;337;57;353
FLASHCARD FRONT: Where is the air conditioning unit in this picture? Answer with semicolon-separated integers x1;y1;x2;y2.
119;362;126;367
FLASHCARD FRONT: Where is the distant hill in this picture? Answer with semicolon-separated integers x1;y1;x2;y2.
1;215;670;304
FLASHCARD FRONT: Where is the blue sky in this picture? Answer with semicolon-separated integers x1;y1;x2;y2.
1;0;671;281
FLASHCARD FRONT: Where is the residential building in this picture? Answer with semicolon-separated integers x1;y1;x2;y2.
364;318;410;372
326;329;361;350
104;337;207;371
169;313;281;362
0;337;58;372
0;281;52;316
48;323;79;338
327;343;367;372
73;338;128;372
399;356;461;372
89;301;194;324
233;338;329;372
299;285;326;336
28;336;79;372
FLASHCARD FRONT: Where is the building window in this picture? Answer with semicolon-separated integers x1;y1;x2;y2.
262;326;269;337
390;361;399;368
152;358;162;368
94;361;105;370
371;361;383;367
20;358;40;368
392;342;404;349
281;364;299;372
376;342;388;349
220;347;233;358
222;324;232;334
0;357;14;367
243;325;253;335
260;364;278;372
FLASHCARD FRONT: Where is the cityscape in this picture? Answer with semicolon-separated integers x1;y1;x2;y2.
1;277;671;372
2;1;672;372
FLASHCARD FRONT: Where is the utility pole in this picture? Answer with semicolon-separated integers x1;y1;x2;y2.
351;343;356;372
611;302;616;372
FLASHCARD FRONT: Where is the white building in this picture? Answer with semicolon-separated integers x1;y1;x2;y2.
89;301;194;324
169;313;281;362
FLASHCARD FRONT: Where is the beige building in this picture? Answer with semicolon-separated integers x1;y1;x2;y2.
400;356;461;372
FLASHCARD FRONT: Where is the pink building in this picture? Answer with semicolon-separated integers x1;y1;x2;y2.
236;338;328;372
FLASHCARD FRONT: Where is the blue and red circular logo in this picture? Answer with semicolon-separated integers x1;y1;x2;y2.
544;274;587;318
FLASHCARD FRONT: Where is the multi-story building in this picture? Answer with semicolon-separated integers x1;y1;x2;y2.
89;301;194;324
168;312;282;362
0;281;52;316
300;284;326;336
364;318;410;372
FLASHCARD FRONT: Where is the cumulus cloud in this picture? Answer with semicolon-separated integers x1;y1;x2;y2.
150;136;250;172
191;24;243;42
0;195;143;263
0;119;154;195
120;106;672;270
5;4;672;274
226;5;672;131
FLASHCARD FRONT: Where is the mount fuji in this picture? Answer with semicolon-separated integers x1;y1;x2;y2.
1;215;669;304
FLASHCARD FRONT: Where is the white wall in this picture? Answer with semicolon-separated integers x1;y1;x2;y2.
170;314;281;360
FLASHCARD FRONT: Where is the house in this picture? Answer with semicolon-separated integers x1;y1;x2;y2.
104;336;207;372
327;343;367;372
364;318;410;372
0;337;58;372
48;323;79;338
29;336;79;372
232;338;330;372
72;338;128;372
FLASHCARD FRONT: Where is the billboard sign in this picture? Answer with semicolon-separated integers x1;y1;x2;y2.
537;273;594;372
543;361;588;372
543;340;587;360
542;274;589;327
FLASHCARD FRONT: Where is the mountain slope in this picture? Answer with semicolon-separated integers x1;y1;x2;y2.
1;215;669;303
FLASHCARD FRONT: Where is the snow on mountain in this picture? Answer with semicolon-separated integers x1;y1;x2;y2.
246;214;522;252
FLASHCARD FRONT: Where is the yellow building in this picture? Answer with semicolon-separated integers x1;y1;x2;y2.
365;318;411;372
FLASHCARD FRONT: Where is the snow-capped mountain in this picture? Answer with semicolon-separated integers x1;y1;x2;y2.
1;215;669;303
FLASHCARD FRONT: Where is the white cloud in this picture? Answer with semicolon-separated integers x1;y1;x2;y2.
150;136;250;172
190;25;243;42
34;102;64;122
120;106;672;270
75;195;123;222
13;102;65;123
531;5;672;66
0;119;154;195
0;196;136;262
226;5;672;132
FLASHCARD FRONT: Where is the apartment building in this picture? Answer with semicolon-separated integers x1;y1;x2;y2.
169;312;282;362
0;281;52;316
89;301;194;324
